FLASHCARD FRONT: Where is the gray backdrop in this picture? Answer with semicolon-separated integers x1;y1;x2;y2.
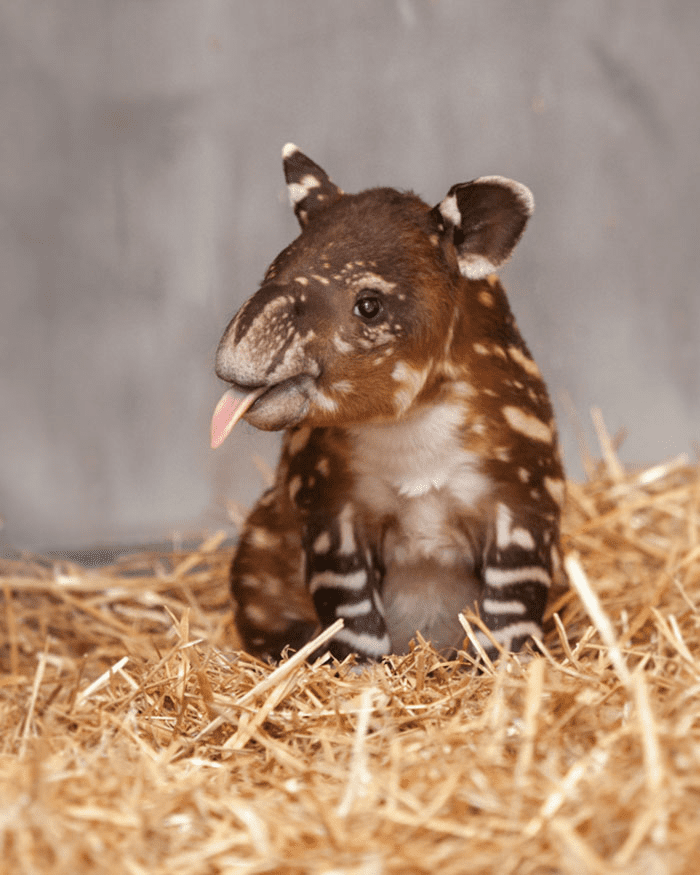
2;1;699;551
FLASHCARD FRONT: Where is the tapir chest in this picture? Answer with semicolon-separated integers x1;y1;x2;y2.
346;402;492;566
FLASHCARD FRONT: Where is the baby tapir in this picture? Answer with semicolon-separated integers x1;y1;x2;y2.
212;144;564;664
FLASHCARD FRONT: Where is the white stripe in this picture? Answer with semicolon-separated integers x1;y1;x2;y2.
334;627;391;657
309;569;367;595
484;566;551;588
482;598;527;616
495;503;514;549
495;503;537;551
338;503;357;555
335;598;373;619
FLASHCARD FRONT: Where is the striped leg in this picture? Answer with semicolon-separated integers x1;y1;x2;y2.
304;503;390;662
476;502;555;658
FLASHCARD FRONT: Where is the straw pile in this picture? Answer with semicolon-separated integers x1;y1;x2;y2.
2;439;700;873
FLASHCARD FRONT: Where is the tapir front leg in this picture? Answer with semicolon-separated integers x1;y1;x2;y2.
304;503;391;663
475;502;557;659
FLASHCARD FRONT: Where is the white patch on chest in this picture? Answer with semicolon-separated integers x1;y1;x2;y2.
349;401;491;563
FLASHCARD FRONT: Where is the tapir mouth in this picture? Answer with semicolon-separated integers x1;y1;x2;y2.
210;376;312;448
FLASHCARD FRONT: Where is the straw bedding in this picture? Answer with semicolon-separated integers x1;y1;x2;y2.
2;440;700;874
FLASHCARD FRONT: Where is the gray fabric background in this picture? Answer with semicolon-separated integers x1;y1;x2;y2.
2;1;699;551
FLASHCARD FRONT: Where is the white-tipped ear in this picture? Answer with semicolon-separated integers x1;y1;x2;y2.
432;176;534;279
281;145;343;228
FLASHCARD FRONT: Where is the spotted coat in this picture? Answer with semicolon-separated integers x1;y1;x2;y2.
213;145;565;663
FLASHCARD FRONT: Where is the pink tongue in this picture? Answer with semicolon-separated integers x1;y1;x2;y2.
210;387;265;449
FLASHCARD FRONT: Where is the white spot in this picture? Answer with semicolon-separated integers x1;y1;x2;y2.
453;381;476;398
357;322;395;349
335;598;373;619
281;608;306;622
482;598;527;616
244;603;269;625
316;457;331;477
287;173;321;206
518;467;531;483
248;527;280;550
259;574;282;597
484;566;551;588
473;343;489;356
508;345;542;378
502;406;553;444
287;426;312;456
391;361;430;415
258;490;276;507
288;475;302;502
478;290;495;308
313;531;332;554
312;387;338;412
332;333;354;354
282;142;300;160
311;274;330;285
309;569;367;595
294;276;309;285
544;476;565;507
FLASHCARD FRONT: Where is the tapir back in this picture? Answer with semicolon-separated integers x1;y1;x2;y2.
213;145;564;664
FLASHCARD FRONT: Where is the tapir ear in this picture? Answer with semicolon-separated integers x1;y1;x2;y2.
431;176;534;280
282;143;344;229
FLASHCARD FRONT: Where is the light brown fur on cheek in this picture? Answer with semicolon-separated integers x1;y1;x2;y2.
306;350;404;426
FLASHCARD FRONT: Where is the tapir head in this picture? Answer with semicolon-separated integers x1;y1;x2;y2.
211;145;533;447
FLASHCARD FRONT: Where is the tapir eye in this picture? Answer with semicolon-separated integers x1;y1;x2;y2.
353;293;383;321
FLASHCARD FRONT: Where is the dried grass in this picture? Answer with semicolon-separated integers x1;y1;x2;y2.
2;444;700;874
